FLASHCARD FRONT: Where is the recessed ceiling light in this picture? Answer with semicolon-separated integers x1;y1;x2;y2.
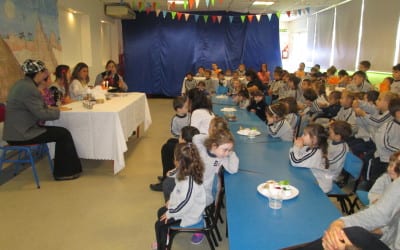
253;1;275;6
168;0;185;4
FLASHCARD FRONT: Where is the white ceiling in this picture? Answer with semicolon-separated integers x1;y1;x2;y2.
102;0;347;14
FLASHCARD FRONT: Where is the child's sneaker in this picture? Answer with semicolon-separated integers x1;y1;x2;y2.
191;233;204;245
151;241;157;250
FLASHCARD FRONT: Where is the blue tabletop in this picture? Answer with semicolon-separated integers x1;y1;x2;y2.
211;97;342;250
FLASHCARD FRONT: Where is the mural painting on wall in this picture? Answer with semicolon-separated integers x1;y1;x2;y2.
0;0;61;103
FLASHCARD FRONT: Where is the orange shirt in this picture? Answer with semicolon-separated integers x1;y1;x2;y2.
295;70;305;79
379;79;391;93
257;71;270;84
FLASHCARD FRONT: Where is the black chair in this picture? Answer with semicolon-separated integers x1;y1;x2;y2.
167;169;225;250
327;152;363;214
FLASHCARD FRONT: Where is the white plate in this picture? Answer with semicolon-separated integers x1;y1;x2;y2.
221;107;237;112
257;183;299;200
237;129;261;136
216;95;228;99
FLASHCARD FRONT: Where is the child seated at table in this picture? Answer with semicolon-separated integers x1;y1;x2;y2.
327;121;351;183
332;90;357;134
191;126;239;244
368;151;400;204
312;91;342;122
235;88;250;109
196;81;209;95
162;126;200;201
228;79;244;97
181;72;197;96
247;90;267;121
216;72;229;95
289;123;334;193
346;71;373;93
150;96;191;191
279;97;299;131
266;102;294;141
204;70;215;95
153;143;206;250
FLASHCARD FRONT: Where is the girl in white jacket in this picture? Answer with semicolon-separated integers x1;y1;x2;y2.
289;123;332;192
153;143;206;250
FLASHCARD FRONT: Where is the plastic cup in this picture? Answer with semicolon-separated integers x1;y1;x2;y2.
269;196;283;209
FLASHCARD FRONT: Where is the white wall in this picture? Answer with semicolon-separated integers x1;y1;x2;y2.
57;0;122;82
284;0;400;73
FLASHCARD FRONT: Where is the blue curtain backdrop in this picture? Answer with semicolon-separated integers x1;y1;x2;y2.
122;12;281;96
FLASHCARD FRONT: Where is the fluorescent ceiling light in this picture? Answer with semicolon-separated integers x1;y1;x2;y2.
253;1;275;6
168;1;184;4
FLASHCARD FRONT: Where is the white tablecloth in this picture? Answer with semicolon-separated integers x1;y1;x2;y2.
47;92;152;174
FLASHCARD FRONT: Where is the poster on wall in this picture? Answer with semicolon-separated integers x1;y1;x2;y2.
0;0;60;103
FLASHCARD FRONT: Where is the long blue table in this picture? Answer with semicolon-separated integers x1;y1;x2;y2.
211;96;342;249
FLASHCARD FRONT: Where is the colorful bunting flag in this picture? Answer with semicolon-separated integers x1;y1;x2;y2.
203;15;209;23
177;12;183;20
286;11;291;17
229;15;234;23
267;13;272;21
189;0;194;9
183;0;187;9
219;0;223;3
146;8;151;15
162;10;167;18
276;12;281;19
298;9;302;15
138;1;143;12
211;0;215;6
152;2;157;10
194;14;199;22
211;15;217;23
306;7;310;14
240;15;246;23
146;2;151;8
217;16;222;24
195;0;200;8
205;0;210;7
247;15;254;23
156;9;161;16
131;1;136;9
256;14;261;22
171;11;177;19
184;13;190;21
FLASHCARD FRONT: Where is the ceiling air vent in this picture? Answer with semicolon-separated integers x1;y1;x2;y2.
104;2;136;19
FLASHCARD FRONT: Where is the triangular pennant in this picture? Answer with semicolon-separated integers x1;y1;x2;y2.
240;15;246;23
229;15;234;23
219;0;223;3
194;14;199;22
292;10;297;16
267;13;272;21
189;0;194;9
171;2;176;10
211;15;217;23
162;10;167;18
131;1;136;9
203;15;209;23
276;12;281;19
145;8;151;15
152;2;157;10
217;16;222;23
184;13;190;21
183;0;188;9
156;9;161;16
247;15;254;23
306;7;310;14
138;1;143;12
298;9;302;15
211;0;215;6
177;12;183;20
256;14;261;22
146;2;151;8
195;0;200;8
205;0;210;7
286;11;291;17
171;11;177;20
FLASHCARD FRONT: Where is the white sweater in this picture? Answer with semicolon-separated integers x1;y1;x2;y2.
373;119;400;163
193;134;239;205
289;145;333;192
328;141;349;181
267;119;293;142
368;173;392;204
166;176;206;227
190;109;215;135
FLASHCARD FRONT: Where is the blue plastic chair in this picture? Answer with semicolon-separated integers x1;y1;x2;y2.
0;144;54;188
327;152;363;214
350;190;370;213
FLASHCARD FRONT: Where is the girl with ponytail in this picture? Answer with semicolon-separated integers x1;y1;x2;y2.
50;64;71;105
289;123;333;192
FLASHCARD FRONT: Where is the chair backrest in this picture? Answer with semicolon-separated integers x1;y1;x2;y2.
343;152;363;180
293;114;302;139
211;167;225;225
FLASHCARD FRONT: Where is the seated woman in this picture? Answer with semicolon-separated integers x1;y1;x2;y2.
3;59;82;180
94;60;128;92
49;64;72;105
69;62;89;101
